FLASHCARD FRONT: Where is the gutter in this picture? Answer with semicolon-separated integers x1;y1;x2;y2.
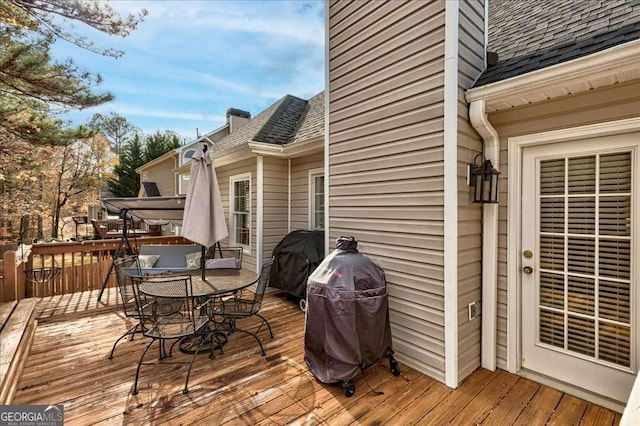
469;99;499;372
135;150;178;173
466;39;640;109
248;137;323;158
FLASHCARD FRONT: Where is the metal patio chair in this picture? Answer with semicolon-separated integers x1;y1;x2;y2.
109;255;183;359
109;255;143;359
212;259;274;356
130;274;211;395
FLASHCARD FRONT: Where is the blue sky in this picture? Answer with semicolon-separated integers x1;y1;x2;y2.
52;0;325;141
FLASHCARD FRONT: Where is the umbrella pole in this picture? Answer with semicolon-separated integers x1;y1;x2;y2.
201;245;206;280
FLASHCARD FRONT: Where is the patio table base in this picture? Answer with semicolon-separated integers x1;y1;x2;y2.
179;330;227;356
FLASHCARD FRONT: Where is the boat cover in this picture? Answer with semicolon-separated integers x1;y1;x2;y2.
304;236;393;384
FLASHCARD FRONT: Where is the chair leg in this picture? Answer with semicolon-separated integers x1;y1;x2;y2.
109;323;140;359
183;336;203;394
255;314;274;338
132;339;155;395
169;338;182;357
233;328;266;356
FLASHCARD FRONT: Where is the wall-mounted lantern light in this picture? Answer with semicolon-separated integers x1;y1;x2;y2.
468;154;500;203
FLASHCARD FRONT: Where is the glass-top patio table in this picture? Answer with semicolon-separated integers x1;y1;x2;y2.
138;268;258;298
138;268;259;355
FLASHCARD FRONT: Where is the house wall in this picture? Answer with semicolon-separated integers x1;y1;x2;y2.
489;80;640;369
291;152;324;231
215;157;258;272
456;0;485;382
262;156;289;262
328;0;447;381
139;156;177;197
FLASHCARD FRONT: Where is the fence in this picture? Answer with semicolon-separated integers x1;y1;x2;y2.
0;236;191;302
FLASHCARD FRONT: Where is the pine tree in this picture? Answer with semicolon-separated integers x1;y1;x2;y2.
144;131;182;162
0;1;146;143
108;134;145;197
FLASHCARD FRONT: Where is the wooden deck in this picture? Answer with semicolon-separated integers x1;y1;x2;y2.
13;289;620;425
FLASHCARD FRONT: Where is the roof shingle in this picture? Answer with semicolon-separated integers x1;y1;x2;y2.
211;91;324;157
474;0;640;87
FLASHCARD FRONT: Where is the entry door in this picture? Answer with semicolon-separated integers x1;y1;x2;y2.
521;134;639;403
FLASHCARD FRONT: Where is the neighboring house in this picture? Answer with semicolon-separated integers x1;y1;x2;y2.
174;92;325;273
136;108;251;199
327;0;640;411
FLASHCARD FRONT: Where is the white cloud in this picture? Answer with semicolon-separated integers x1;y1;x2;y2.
90;103;225;123
55;1;325;139
114;1;324;46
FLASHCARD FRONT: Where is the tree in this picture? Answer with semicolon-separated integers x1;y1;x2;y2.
108;133;145;197
144;131;182;162
0;1;146;142
48;133;113;238
0;129;54;241
89;113;138;156
0;1;147;58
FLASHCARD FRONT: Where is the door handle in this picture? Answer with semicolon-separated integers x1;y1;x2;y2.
523;266;533;274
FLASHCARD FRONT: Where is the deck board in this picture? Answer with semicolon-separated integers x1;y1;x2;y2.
11;290;621;425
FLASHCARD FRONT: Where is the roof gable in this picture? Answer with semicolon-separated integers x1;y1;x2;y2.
211;93;324;156
475;0;640;87
254;95;308;144
290;91;325;144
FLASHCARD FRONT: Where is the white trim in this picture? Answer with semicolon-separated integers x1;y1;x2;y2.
466;39;640;111
469;100;500;372
213;146;254;169
288;158;292;234
229;172;252;255
443;0;459;388
248;137;323;158
507;142;521;373
507;117;640;375
324;3;331;257
308;168;324;230
256;156;264;271
135;149;178;172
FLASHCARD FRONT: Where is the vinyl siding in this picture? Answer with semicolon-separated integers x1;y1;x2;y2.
290;152;324;231
456;0;485;382
329;0;447;382
215;158;258;272
262;156;289;262
489;80;640;370
140;157;177;197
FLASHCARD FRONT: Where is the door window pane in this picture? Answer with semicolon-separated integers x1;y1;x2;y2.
537;151;632;368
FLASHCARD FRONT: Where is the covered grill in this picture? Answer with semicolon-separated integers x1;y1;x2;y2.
270;230;324;299
304;236;400;397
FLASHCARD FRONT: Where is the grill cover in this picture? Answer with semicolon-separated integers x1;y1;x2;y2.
304;237;393;384
270;230;324;298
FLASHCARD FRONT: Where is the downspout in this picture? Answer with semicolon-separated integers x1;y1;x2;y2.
257;155;264;272
323;2;331;257
469;99;500;371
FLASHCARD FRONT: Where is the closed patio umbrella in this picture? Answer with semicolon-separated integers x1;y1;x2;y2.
181;143;228;278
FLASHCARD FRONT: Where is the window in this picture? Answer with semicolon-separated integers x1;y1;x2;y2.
309;169;324;230
230;173;251;249
183;149;196;164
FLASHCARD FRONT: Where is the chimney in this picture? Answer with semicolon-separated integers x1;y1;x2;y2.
226;108;251;132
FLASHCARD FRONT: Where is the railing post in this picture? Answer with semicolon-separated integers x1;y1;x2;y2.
24;253;33;298
2;250;20;302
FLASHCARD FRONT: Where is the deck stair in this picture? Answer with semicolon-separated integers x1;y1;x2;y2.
0;298;38;404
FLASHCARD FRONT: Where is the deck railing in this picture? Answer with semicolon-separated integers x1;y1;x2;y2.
90;219;162;239
0;236;191;302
